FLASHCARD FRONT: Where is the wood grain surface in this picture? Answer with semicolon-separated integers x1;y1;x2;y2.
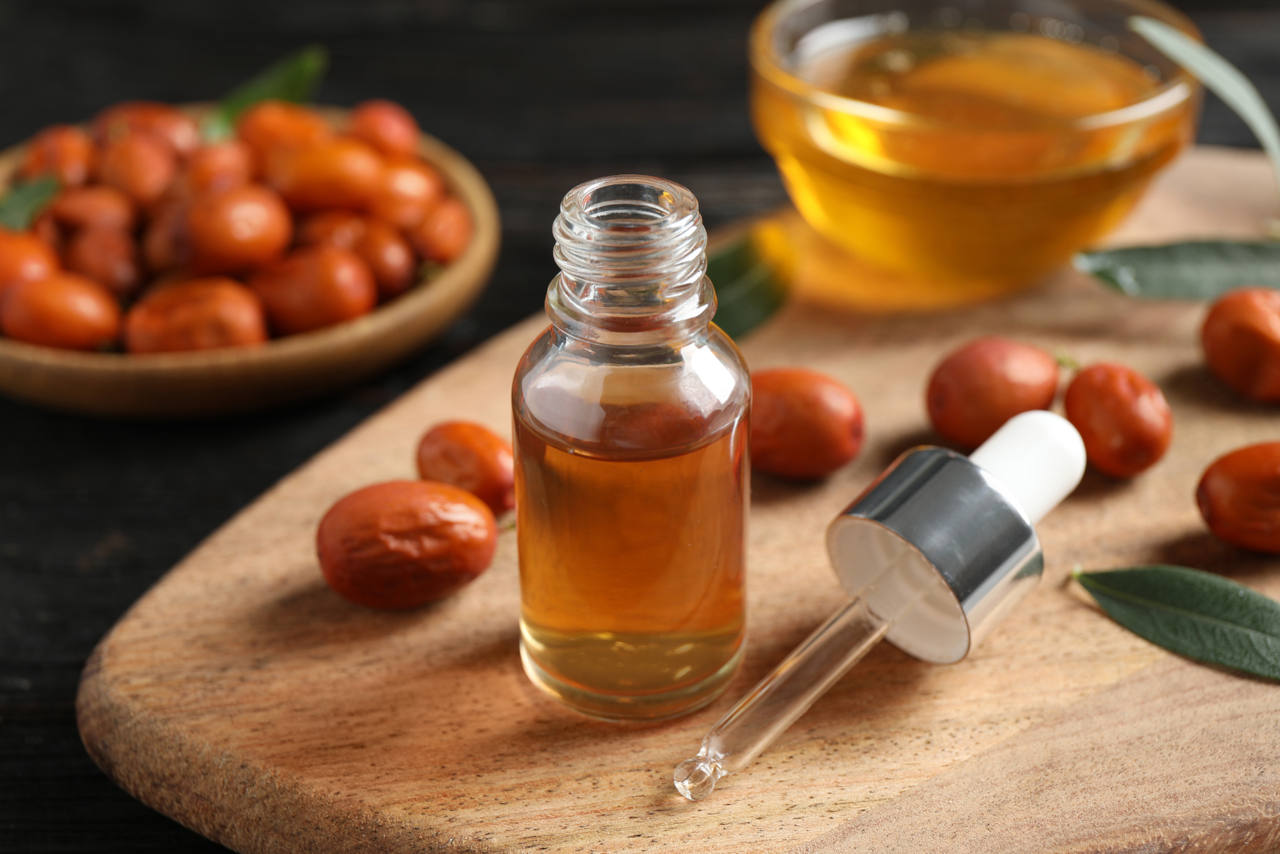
77;148;1280;852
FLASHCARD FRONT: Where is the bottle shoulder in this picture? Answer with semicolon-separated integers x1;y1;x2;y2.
513;325;750;455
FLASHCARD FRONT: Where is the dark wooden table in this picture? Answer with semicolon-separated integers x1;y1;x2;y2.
2;1;1276;851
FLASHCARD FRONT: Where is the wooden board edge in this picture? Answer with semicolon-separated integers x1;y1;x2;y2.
75;641;436;853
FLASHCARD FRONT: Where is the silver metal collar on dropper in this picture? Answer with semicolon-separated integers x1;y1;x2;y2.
674;410;1087;800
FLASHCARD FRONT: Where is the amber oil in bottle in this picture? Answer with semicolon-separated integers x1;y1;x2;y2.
512;176;750;721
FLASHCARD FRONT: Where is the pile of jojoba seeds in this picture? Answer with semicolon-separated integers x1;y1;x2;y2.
0;99;472;353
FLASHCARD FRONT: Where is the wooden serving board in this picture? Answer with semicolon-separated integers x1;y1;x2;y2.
78;148;1280;853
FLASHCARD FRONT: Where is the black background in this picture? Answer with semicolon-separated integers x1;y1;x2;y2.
2;1;1277;851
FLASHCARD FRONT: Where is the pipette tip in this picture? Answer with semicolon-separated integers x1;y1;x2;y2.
673;756;725;801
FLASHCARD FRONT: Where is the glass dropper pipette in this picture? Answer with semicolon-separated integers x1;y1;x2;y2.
674;411;1086;800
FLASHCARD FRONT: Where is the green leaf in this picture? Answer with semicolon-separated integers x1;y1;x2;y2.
0;176;59;230
1074;565;1280;682
1073;240;1280;298
708;234;787;339
1130;16;1280;197
200;45;329;142
1074;24;1280;301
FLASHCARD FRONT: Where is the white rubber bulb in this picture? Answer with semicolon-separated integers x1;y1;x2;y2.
968;410;1086;524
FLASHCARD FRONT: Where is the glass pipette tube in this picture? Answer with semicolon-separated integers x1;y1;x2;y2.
674;559;917;801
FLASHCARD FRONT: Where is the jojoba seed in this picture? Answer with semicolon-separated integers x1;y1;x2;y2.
316;480;498;609
96;132;176;207
125;278;267;354
1064;362;1172;478
349;100;421;158
416;421;515;515
1196;442;1280;554
0;229;59;304
19;125;94;186
48;186;136;233
1201;287;1280;403
248;245;376;335
750;367;864;479
1;272;120;351
926;337;1059;449
64;225;141;298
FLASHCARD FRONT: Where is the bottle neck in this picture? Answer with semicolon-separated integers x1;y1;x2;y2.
547;175;715;346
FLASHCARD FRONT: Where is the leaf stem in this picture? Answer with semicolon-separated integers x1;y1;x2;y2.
1054;352;1080;372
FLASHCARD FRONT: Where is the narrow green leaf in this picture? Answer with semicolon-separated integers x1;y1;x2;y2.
200;45;329;142
1130;16;1280;197
1075;564;1280;681
708;234;787;340
0;176;59;230
1073;240;1280;298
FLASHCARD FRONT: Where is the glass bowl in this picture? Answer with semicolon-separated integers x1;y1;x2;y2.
749;0;1201;306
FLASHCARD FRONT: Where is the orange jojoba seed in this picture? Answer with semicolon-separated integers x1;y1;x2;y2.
235;100;332;171
248;245;376;335
180;141;255;197
415;421;516;515
125;277;268;354
143;199;191;273
0;229;59;305
49;186;136;233
63;225;141;298
297;210;368;250
750;367;865;479
1064;362;1172;478
409;196;472;263
93;101;199;155
19;125;95;187
348;99;422;158
266;137;384;212
1201;287;1280;403
1;272;120;351
96;132;177;207
316;480;498;609
1196;442;1280;554
370;157;444;229
354;219;416;298
186;184;293;274
926;336;1059;450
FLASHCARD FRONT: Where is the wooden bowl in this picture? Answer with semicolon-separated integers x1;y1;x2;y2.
0;118;499;417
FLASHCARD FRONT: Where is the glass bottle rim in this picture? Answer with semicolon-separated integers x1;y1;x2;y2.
548;174;715;345
749;0;1202;133
559;175;699;234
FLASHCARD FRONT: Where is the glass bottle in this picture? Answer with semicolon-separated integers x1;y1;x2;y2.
511;175;751;721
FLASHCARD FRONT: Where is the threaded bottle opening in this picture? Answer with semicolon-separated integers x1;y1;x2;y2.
549;175;713;342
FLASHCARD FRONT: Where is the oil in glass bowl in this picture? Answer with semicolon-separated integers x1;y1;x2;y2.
751;18;1198;303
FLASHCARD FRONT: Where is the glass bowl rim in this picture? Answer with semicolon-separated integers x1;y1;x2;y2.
749;0;1202;132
